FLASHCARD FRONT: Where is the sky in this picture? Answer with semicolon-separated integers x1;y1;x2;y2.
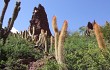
0;0;110;35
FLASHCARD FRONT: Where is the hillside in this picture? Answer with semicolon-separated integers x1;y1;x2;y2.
1;22;110;70
0;0;110;70
0;34;44;70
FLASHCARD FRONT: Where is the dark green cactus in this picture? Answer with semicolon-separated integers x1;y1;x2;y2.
0;0;21;45
0;0;10;29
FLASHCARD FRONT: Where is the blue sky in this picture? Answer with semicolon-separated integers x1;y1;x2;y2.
0;0;110;34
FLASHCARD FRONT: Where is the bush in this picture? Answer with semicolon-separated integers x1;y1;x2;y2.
64;31;110;70
0;34;43;69
42;60;59;70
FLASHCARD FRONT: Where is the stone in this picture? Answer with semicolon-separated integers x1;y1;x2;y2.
28;4;51;41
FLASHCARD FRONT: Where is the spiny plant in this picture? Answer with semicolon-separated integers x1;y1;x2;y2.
52;16;68;70
52;16;59;61
0;0;21;45
93;21;106;50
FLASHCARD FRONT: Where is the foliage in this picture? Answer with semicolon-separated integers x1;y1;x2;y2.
41;59;59;70
0;33;43;70
64;31;110;70
1;23;110;70
101;22;110;43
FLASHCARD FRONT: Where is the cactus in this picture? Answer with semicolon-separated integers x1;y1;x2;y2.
28;26;32;36
52;16;59;61
0;0;21;45
0;0;10;29
20;31;22;36
24;30;27;39
44;31;48;54
93;21;106;50
23;30;25;38
58;20;68;64
32;26;35;41
50;36;54;53
52;16;68;70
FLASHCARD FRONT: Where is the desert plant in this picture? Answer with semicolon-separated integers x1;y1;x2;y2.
64;30;110;70
0;0;21;45
52;16;59;61
52;16;68;70
93;21;106;50
101;21;110;43
0;34;43;70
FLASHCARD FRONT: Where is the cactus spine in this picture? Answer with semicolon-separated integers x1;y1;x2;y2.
93;21;106;50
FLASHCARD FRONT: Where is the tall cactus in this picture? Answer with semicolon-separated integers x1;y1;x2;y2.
52;16;59;61
58;20;68;65
93;21;106;50
0;0;21;45
0;0;10;29
52;16;68;70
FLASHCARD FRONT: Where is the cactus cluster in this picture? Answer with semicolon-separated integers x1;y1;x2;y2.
52;16;68;70
19;28;49;53
0;0;21;45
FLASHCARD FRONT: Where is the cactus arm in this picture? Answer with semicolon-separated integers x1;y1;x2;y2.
58;21;68;64
93;21;106;50
0;0;10;29
52;16;59;61
58;20;68;70
8;1;21;31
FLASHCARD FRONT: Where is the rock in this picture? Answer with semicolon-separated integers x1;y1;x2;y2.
28;4;51;41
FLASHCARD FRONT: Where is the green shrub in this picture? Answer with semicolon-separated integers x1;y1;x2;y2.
0;34;43;69
42;60;59;70
64;31;110;70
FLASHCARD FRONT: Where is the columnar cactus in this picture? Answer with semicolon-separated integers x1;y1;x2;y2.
23;30;25;38
52;16;59;61
32;26;35;41
52;16;68;70
20;31;22;36
93;21;106;50
58;20;68;65
50;36;54;52
0;0;21;45
44;31;48;53
28;26;31;36
24;30;28;39
0;0;10;29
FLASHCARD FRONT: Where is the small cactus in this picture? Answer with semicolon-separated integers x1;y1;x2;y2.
32;26;35;41
50;36;54;53
44;31;48;54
